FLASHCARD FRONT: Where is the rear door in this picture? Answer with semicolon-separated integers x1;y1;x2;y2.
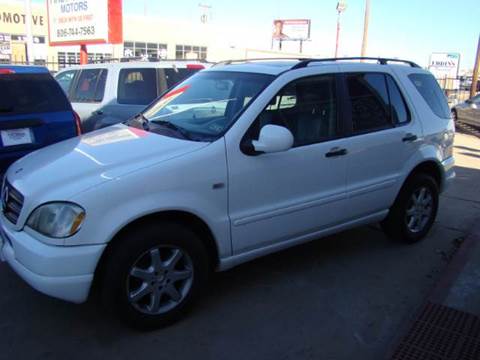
341;71;422;220
0;72;76;171
69;68;108;127
91;67;159;130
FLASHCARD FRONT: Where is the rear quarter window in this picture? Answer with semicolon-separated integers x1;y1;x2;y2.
0;73;71;115
408;73;450;119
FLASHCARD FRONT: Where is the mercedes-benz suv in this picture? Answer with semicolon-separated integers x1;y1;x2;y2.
0;58;455;329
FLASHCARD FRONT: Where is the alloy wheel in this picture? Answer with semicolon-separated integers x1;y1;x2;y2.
126;245;194;315
405;186;433;233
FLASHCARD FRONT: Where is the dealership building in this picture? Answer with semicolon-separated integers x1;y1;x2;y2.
0;0;296;70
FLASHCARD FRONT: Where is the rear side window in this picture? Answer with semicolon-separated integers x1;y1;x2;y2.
386;76;410;124
55;70;77;94
117;68;157;105
72;69;108;103
346;73;391;133
0;73;70;115
408;73;450;119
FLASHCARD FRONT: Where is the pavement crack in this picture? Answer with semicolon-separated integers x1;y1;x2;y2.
442;195;480;205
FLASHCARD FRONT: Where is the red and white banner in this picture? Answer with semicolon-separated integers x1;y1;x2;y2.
47;0;123;46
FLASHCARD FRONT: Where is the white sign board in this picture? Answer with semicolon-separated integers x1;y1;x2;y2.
273;19;311;41
0;33;11;60
428;53;460;79
47;0;109;45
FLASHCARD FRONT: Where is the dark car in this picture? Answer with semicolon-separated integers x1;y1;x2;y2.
0;65;81;174
452;94;480;127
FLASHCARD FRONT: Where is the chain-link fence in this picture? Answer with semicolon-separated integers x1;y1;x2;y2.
436;76;479;107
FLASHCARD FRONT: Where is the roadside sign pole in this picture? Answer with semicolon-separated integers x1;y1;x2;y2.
335;2;347;58
24;0;34;63
361;0;370;57
80;44;88;65
470;34;480;99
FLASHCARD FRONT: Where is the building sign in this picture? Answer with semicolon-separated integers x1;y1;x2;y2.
0;33;11;60
428;53;460;79
0;12;45;26
272;19;311;41
47;0;123;46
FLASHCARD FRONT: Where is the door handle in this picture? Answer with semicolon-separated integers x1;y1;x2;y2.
325;147;348;158
402;133;418;142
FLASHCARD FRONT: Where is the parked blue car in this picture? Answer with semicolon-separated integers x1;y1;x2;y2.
0;65;81;174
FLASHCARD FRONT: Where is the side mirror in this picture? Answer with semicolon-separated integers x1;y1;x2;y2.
252;125;294;154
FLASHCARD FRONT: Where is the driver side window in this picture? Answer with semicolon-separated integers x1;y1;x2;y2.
249;75;338;148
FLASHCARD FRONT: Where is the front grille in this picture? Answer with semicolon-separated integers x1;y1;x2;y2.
2;181;24;225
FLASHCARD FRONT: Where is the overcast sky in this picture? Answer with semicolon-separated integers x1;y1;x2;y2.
30;0;480;70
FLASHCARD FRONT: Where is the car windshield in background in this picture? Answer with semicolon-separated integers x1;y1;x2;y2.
142;71;274;140
0;73;70;115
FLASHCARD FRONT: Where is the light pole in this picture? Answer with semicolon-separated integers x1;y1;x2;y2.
471;34;480;99
335;1;347;58
361;0;370;57
24;0;34;63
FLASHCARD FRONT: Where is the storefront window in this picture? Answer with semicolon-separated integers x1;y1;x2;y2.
175;45;207;60
123;41;167;59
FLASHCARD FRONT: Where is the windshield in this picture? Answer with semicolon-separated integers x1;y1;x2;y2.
141;71;274;141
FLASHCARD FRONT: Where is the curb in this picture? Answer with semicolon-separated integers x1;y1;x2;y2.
385;221;480;359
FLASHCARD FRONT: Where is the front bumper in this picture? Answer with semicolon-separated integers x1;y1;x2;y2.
0;215;106;303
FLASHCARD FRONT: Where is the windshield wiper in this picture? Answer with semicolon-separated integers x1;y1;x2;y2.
150;120;193;141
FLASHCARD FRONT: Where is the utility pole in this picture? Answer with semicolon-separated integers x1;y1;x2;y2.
470;34;480;99
335;1;347;58
361;0;370;57
199;3;212;24
24;0;34;63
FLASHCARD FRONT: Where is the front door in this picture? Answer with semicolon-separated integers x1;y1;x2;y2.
226;74;350;254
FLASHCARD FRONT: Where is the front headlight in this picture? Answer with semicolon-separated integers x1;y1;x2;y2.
26;202;86;238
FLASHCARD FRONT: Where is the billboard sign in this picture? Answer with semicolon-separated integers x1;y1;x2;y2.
428;52;460;79
47;0;123;46
273;19;311;41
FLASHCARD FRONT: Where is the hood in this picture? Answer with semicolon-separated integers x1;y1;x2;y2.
7;124;209;200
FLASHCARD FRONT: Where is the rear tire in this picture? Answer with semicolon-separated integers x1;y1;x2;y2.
381;174;439;243
101;221;209;330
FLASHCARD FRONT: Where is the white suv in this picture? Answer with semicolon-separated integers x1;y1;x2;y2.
0;58;455;328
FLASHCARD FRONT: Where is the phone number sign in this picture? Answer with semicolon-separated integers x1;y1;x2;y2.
47;0;123;46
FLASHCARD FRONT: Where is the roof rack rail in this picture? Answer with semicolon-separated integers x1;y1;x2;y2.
213;57;305;67
291;57;420;69
119;57;210;63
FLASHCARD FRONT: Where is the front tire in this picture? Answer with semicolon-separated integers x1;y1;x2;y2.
101;221;209;329
451;109;458;122
381;174;439;243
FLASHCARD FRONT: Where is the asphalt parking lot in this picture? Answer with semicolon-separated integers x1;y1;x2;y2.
1;131;479;360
